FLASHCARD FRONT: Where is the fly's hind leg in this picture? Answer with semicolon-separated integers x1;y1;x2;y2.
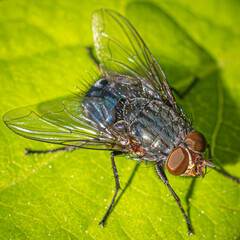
99;151;122;227
156;164;193;235
85;46;100;70
171;77;198;99
25;146;80;155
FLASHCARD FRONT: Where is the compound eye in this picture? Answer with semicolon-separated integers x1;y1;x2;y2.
185;131;207;152
167;147;189;175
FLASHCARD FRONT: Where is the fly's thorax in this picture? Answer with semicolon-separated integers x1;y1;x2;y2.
123;97;190;157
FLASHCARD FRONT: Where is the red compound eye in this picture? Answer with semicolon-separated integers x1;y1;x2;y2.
185;131;207;152
167;147;189;175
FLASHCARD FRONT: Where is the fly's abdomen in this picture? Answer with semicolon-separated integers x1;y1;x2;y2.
83;78;121;126
83;77;144;127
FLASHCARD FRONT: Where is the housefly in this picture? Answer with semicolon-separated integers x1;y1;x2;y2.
3;9;239;235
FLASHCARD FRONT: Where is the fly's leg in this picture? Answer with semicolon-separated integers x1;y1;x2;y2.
156;164;193;235
171;77;198;99
99;151;122;227
25;146;80;155
214;168;239;183
113;162;140;210
85;46;100;69
207;144;239;184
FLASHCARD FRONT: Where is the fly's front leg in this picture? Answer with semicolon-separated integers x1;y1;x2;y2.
156;164;193;235
25;146;80;155
206;144;239;184
214;168;239;184
171;77;198;99
99;151;122;227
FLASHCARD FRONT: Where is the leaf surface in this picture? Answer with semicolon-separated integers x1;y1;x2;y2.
0;1;239;239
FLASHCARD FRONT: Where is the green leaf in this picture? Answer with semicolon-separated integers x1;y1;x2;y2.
1;1;239;239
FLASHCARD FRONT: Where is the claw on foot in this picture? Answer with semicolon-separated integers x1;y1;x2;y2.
98;221;105;228
24;149;30;156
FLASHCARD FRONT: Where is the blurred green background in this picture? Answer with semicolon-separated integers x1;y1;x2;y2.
0;0;239;239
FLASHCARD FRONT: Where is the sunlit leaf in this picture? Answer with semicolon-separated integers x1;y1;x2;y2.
1;1;239;239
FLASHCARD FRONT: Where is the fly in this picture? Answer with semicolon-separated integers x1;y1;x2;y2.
3;9;239;235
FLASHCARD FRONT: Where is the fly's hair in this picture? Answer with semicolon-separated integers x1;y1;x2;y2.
74;68;102;97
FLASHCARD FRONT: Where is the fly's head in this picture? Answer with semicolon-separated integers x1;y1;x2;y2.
166;131;215;178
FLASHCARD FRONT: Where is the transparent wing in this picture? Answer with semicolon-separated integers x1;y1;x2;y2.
92;9;177;108
3;97;122;150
